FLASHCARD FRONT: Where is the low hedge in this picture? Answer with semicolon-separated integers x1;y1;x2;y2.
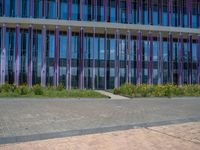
113;84;200;97
0;83;106;98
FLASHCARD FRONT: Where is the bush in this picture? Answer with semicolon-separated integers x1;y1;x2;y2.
18;85;30;95
33;84;43;95
56;84;65;91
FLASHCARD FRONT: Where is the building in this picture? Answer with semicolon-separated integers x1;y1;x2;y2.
0;0;200;89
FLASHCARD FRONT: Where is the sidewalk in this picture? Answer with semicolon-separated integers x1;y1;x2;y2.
1;122;200;150
95;90;129;99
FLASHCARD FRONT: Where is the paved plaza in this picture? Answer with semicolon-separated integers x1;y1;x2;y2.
0;97;200;149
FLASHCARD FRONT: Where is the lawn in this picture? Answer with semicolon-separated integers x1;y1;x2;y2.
0;84;107;98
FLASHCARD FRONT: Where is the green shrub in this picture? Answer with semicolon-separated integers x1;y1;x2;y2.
56;84;65;91
33;84;43;95
18;85;29;95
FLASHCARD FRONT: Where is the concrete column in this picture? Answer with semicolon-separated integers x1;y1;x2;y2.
29;0;34;17
147;32;153;85
66;26;72;89
54;26;59;87
178;33;184;86
41;25;46;87
136;31;142;85
114;29;120;88
0;24;6;85
197;35;200;84
92;27;95;89
148;0;152;25
42;0;47;18
157;32;163;84
104;29;107;89
79;28;84;89
168;32;173;83
56;0;60;19
68;0;72;20
14;25;20;86
167;0;172;26
28;25;33;87
126;30;131;83
188;34;192;84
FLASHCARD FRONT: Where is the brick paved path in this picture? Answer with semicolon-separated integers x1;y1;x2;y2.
1;122;200;150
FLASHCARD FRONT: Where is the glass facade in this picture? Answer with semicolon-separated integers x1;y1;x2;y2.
0;0;200;89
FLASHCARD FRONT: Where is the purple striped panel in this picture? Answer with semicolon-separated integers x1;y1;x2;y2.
28;25;33;87
42;0;47;18
147;32;153;85
41;25;46;87
79;28;84;89
66;26;72;89
54;26;59;87
167;0;172;26
115;0;119;22
157;32;163;84
104;0;107;22
136;31;142;85
92;28;95;89
187;0;192;28
126;30;131;83
197;36;200;84
14;25;20;86
178;33;184;86
16;0;20;17
79;0;83;20
104;29;107;89
0;24;6;85
68;0;72;20
168;32;173;83
137;0;142;24
126;0;131;23
29;0;34;17
188;34;192;84
114;29;120;88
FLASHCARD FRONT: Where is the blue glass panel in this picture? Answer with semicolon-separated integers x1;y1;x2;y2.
47;0;56;19
60;0;68;19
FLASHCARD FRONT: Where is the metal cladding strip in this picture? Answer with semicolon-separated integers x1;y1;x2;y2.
178;0;182;27
136;31;142;85
28;25;33;87
115;0;119;23
114;29;120;88
197;35;200;84
79;0;83;21
92;27;95;89
137;0;142;24
0;24;6;85
41;25;46;87
148;0;152;25
168;32;173;83
178;33;183;86
147;32;153;85
188;34;192;84
187;0;192;28
79;28;84;89
66;27;72;89
56;0;60;19
54;26;59;87
104;0;107;22
68;0;72;20
126;30;131;83
126;0;131;24
42;0;47;18
29;0;34;18
167;0;172;26
14;25;20;86
158;0;162;25
104;29;107;90
157;32;163;84
16;0;20;17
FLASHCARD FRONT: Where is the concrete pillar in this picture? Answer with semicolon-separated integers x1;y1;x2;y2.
41;25;46;87
147;32;153;85
178;33;184;86
114;29;120;88
14;25;20;86
0;24;6;85
28;25;33;87
136;31;142;85
66;26;72;89
157;32;163;84
53;26;59;87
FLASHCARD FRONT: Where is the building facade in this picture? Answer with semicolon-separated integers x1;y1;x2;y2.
0;0;200;89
